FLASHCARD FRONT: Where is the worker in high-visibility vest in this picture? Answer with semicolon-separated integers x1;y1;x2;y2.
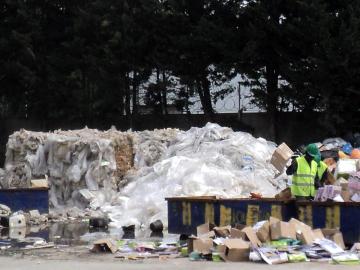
286;144;324;200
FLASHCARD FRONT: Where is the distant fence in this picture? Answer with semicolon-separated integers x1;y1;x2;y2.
0;112;351;167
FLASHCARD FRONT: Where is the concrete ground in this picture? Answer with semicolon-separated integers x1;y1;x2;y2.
0;255;355;270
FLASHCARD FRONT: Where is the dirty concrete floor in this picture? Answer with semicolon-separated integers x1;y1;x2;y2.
0;256;355;270
0;246;355;270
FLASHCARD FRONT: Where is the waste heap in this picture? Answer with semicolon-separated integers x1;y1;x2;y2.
312;137;360;202
178;217;360;264
0;123;286;228
102;123;286;228
88;216;360;265
1;127;178;210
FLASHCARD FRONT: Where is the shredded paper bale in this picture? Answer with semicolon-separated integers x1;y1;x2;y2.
1;123;286;228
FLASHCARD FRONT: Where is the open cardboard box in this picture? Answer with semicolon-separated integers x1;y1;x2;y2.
220;239;250;262
188;236;213;254
270;217;296;240
92;239;118;254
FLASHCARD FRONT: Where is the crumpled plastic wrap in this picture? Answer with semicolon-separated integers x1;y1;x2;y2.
100;123;286;228
2;128;134;207
1;127;179;210
2;123;286;227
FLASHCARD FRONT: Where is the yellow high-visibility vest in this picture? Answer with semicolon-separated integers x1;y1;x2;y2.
317;161;328;180
291;156;317;197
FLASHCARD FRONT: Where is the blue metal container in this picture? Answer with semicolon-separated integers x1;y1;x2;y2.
167;197;219;235
166;197;360;244
296;201;360;245
0;188;49;214
217;198;296;226
166;197;296;235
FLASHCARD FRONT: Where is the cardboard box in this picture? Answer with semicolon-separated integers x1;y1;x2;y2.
92;239;118;253
31;178;48;188
332;232;346;250
197;222;215;237
289;218;312;232
270;217;296;240
270;143;294;172
289;218;315;244
230;228;244;239
213;225;231;237
321;229;345;250
196;223;214;236
188;237;213;254
221;239;250;262
254;221;270;243
312;229;325;240
275;187;292;201
241;227;262;247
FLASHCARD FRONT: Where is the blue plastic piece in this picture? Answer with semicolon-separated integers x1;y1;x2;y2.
342;143;353;155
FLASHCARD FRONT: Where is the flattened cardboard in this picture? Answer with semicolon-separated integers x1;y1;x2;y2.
241;227;262;247
31;179;48;188
321;229;345;250
188;238;213;254
92;239;118;253
221;239;250;262
332;232;345;250
256;221;270;243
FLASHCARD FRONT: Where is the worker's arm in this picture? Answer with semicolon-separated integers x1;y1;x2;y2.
286;159;297;175
320;169;328;185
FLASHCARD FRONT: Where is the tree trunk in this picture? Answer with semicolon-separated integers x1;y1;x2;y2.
266;64;279;141
132;71;138;116
199;76;214;120
161;70;168;115
124;72;131;116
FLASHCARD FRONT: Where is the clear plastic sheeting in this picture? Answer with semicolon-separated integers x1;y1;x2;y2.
2;128;135;207
2;123;286;228
1;127;179;209
101;123;286;228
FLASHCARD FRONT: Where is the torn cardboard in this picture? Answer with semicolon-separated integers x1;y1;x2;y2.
241;227;262;247
92;239;118;253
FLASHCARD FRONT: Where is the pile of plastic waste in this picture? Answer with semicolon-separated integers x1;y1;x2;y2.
102;123;286;228
1;123;287;228
1;127;178;209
